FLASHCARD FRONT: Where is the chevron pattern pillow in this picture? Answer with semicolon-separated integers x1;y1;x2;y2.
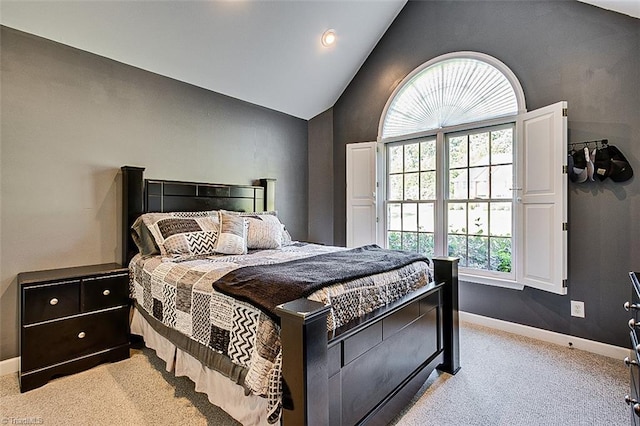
141;211;219;258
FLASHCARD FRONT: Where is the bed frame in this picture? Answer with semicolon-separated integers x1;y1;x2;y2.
121;165;460;426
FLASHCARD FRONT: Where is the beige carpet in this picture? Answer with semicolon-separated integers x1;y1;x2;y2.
390;322;629;426
1;322;629;425
0;345;240;426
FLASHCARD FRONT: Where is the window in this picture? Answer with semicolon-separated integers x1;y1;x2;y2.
378;52;567;294
386;138;437;257
446;126;514;275
386;125;515;280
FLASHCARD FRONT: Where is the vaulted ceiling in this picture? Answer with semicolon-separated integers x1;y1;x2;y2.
1;1;637;120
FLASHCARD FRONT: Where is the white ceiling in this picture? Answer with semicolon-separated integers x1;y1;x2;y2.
1;1;637;120
0;0;406;120
579;0;640;19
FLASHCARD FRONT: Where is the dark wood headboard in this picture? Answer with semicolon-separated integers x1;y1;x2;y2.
121;166;275;265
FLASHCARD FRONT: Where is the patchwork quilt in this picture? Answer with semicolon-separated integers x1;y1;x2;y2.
130;243;431;423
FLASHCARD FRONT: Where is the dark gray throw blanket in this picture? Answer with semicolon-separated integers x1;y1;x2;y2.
213;244;429;322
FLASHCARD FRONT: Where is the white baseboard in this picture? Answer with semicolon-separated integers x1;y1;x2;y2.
460;311;628;360
0;356;19;376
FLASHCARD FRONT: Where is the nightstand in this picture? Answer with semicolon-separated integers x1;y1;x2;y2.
19;263;131;392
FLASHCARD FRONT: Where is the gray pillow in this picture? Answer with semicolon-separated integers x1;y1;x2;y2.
131;216;160;256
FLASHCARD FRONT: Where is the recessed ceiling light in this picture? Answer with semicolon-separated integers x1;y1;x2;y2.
321;29;336;47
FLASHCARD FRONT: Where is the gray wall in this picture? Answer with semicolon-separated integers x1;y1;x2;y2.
308;108;334;245
330;1;639;347
0;27;308;360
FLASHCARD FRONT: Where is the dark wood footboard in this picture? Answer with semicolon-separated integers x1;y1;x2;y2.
276;257;460;426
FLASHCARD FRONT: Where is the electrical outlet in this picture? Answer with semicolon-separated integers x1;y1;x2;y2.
571;300;585;318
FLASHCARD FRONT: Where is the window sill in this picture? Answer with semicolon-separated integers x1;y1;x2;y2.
459;272;525;290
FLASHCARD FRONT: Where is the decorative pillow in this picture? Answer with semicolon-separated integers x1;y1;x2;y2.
229;210;293;247
131;216;160;256
215;211;247;255
140;211;219;258
281;227;293;246
242;214;283;249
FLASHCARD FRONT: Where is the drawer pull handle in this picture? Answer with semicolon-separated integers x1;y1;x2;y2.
630;319;639;329
78;332;86;339
103;289;111;296
624;356;638;367
625;302;639;311
625;395;640;416
49;298;59;306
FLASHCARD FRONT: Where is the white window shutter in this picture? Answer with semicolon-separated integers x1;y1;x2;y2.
515;101;568;295
346;142;378;248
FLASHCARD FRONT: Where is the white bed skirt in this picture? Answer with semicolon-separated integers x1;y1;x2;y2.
131;308;271;426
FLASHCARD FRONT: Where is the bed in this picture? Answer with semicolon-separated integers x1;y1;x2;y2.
121;166;460;426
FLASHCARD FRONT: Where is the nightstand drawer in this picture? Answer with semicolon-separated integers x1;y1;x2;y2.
21;307;129;372
81;273;129;312
22;280;80;324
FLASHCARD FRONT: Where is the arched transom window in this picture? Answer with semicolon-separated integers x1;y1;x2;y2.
380;52;525;140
